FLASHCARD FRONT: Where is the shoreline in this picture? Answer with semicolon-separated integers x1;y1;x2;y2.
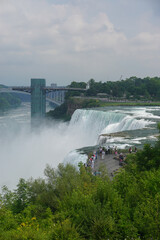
73;97;160;107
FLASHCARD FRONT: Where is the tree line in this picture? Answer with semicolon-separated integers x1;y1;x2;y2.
68;76;160;100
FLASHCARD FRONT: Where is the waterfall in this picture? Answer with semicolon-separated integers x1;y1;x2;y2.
63;150;88;169
101;116;152;134
0;105;158;190
69;109;152;142
63;108;154;166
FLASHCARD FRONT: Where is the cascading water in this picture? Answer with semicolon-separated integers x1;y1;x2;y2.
101;116;153;134
69;109;125;144
63;150;88;169
64;108;156;165
69;109;153;145
0;104;159;189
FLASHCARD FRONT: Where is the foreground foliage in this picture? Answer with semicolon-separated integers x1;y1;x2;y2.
1;125;160;239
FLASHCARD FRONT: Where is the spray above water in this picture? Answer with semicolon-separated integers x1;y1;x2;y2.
0;104;158;189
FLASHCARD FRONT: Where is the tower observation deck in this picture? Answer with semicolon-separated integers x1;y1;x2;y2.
31;78;46;119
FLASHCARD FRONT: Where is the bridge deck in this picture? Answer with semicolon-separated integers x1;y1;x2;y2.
12;87;87;92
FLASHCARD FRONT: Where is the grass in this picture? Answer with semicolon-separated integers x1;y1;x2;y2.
100;101;160;107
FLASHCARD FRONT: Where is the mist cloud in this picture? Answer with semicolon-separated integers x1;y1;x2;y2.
0;119;93;190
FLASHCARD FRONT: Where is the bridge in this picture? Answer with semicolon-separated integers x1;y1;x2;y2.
7;78;87;119
0;87;64;106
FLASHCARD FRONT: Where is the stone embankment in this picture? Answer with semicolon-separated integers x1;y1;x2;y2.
93;153;122;177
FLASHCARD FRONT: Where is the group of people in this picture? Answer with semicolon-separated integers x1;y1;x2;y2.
98;145;114;157
85;145;138;171
129;146;137;153
85;153;96;170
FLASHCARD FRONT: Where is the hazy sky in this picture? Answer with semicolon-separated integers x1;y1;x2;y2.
0;0;160;86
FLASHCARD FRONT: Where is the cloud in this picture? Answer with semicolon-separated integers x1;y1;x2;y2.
0;1;127;56
132;32;160;50
0;0;160;85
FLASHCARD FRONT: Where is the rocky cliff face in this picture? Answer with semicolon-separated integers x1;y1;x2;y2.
47;98;101;121
66;101;83;116
66;98;101;116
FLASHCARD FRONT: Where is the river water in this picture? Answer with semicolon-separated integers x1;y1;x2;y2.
0;103;160;189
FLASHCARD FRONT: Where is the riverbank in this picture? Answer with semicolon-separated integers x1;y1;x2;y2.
101;101;160;107
73;96;160;106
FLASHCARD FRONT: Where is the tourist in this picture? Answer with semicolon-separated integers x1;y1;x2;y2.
105;146;109;154
96;151;98;159
119;153;124;161
99;147;102;155
129;147;132;153
115;147;118;156
108;146;111;154
91;159;94;169
102;150;105;159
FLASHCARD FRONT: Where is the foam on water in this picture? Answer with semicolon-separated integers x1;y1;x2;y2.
69;109;125;142
112;107;160;119
69;109;154;145
99;136;141;145
63;150;88;169
101;116;153;135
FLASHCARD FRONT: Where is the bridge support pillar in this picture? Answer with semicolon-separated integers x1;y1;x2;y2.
31;79;46;120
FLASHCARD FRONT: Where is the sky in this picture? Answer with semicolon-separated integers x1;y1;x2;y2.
0;0;160;86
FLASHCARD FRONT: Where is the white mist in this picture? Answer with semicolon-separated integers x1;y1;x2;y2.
0;104;158;189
